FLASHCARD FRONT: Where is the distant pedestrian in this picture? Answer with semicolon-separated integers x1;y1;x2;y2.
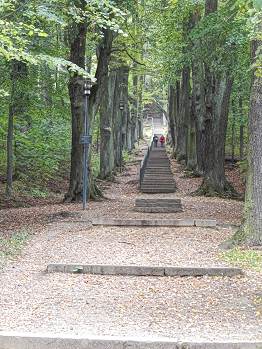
153;134;158;147
160;134;165;147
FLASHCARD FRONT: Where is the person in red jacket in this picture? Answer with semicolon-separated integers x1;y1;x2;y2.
159;134;165;147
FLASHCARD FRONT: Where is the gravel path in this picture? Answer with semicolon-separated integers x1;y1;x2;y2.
0;144;261;342
28;224;232;267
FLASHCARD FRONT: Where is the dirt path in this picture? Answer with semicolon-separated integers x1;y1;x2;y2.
0;146;261;342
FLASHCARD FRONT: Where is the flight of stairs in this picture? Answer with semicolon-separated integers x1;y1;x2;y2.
140;146;176;194
135;197;182;213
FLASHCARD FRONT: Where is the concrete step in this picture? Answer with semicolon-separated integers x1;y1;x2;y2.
47;263;243;277
141;175;174;182
135;198;181;206
143;172;173;175
142;181;175;188
141;185;175;188
135;206;182;213
145;167;171;171
92;218;217;227
141;188;176;193
147;162;169;165
0;332;259;349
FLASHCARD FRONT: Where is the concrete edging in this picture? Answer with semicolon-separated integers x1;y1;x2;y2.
0;332;261;349
92;218;217;228
46;264;243;277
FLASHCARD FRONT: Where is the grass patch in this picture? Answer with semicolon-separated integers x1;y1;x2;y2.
221;248;262;271
123;149;136;164
0;230;30;266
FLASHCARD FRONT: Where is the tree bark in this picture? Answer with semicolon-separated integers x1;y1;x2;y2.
192;59;205;174
198;71;234;195
167;84;176;153
232;28;262;246
6;60;28;197
99;72;116;179
187;95;197;171
65;18;114;200
65;18;87;202
231;99;236;162
175;68;190;161
121;66;130;150
239;97;244;160
195;0;237;196
242;55;262;245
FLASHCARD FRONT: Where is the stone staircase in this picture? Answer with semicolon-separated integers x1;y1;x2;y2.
135;197;182;213
140;146;176;194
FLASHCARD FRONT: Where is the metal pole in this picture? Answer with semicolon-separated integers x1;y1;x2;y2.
82;83;90;210
119;101;124;172
120;110;123;172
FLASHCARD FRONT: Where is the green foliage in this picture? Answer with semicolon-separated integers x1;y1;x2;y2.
91;152;100;178
0;230;30;265
222;247;262;271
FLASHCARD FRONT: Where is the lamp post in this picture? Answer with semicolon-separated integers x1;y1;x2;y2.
119;100;124;172
81;79;92;210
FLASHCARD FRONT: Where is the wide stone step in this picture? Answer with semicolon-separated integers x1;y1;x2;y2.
0;332;259;349
144;171;173;175
141;175;173;182
141;183;176;187
47;263;243;277
141;184;175;188
135;198;181;206
92;218;217;227
148;160;169;162
148;162;169;164
141;188;176;193
145;167;171;170
135;206;182;213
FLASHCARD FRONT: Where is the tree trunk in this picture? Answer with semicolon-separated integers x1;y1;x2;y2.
99;72;115;179
187;96;197;171
195;0;237;196
231;100;236;162
65;19;87;202
175;68;190;161
65;21;114;201
112;69;123;168
192;59;205;174
231;28;262;246
239;97;244;160
138;75;144;139
6;60;28;197
167;84;176;153
242;60;262;245
190;9;205;175
121;66;130;150
198;72;234;196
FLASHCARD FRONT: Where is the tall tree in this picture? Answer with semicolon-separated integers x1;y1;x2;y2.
195;0;236;196
65;6;88;201
6;61;28;197
231;6;262;246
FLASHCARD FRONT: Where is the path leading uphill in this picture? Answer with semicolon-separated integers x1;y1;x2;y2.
0;143;261;348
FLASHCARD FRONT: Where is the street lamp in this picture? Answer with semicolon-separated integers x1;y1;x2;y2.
81;78;92;210
119;100;124;172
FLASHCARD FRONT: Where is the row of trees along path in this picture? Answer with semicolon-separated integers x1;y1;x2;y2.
1;0;261;246
0;0;261;345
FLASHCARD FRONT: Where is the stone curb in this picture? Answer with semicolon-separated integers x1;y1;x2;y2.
46;264;243;277
0;332;261;349
92;218;217;228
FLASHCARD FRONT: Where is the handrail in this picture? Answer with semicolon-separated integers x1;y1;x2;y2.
139;141;153;188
